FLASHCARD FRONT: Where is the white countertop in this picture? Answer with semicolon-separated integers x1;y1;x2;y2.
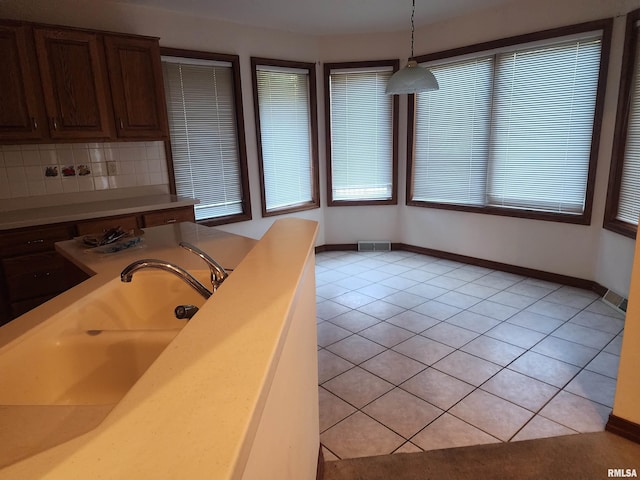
0;194;198;230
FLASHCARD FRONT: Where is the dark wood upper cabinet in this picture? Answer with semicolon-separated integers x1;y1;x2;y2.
0;24;46;141
104;35;168;138
0;20;168;143
33;28;114;139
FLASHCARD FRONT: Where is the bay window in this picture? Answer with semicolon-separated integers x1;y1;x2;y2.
251;57;319;216
161;49;251;225
408;20;611;224
605;9;640;239
325;60;399;205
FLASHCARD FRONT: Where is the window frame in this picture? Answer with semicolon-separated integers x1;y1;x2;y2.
604;9;640;239
251;57;320;217
406;20;612;225
160;47;252;226
324;60;400;206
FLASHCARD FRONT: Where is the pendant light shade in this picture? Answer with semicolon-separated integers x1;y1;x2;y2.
385;60;438;95
386;0;439;95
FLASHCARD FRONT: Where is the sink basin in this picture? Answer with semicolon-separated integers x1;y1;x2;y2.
0;269;211;405
0;329;178;405
69;269;210;331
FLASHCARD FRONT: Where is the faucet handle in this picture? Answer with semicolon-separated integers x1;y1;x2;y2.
179;242;229;290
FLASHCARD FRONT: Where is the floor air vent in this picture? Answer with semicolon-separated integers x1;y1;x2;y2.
602;289;628;313
357;241;391;252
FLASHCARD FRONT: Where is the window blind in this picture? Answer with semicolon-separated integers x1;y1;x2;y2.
617;26;640;226
488;38;601;214
255;66;313;212
329;68;394;201
411;31;603;217
413;57;493;205
162;57;244;221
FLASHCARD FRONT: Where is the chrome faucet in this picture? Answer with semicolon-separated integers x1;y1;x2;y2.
120;259;212;299
179;242;229;292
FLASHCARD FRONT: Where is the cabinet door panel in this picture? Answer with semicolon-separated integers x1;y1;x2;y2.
34;28;113;139
2;252;66;301
105;35;168;138
0;24;46;141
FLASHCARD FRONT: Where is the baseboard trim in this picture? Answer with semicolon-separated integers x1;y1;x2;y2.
606;414;640;444
315;244;357;253
316;242;605;295
316;443;325;480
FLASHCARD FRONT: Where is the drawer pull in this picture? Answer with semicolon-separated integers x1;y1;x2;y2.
51;117;58;130
27;239;45;245
32;117;38;130
166;218;177;223
119;118;124;129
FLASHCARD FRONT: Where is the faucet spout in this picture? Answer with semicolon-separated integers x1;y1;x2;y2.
179;242;229;292
120;259;212;299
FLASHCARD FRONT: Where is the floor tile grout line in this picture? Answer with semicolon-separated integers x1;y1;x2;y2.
315;250;624;460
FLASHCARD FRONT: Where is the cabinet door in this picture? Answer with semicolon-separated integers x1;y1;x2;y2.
0;24;46;142
104;35;168;139
2;252;67;302
34;28;113;139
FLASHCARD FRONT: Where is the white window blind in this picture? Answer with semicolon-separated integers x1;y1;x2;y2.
617;25;640;226
413;57;493;205
162;57;244;221
255;65;313;212
412;32;603;217
488;38;601;214
329;67;394;201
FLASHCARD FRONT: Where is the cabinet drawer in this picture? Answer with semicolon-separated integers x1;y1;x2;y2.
76;215;139;236
0;225;74;257
142;207;194;227
2;252;66;301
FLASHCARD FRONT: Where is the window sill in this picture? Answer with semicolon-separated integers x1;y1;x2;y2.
197;212;252;227
603;219;637;239
328;199;397;207
406;200;591;225
262;202;320;217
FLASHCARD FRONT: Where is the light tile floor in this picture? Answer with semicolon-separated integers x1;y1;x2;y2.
315;250;625;461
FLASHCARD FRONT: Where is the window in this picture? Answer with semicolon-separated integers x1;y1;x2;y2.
408;21;611;224
605;9;640;239
161;48;250;225
251;57;319;216
325;60;399;205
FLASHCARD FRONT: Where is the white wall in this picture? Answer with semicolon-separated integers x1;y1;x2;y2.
1;0;637;294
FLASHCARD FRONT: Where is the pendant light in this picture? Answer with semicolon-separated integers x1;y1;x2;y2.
385;0;439;95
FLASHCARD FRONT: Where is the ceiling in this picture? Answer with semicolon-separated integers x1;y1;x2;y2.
108;0;524;35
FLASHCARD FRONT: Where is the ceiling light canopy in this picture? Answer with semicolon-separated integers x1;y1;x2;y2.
385;0;439;95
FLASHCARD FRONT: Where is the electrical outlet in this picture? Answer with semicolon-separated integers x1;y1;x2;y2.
107;161;118;175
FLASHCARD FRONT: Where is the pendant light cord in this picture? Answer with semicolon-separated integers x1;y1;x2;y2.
410;0;415;59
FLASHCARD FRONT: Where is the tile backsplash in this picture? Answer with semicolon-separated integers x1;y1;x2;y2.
0;141;168;200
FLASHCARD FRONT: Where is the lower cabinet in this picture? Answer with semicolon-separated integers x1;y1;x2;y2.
0;205;195;325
